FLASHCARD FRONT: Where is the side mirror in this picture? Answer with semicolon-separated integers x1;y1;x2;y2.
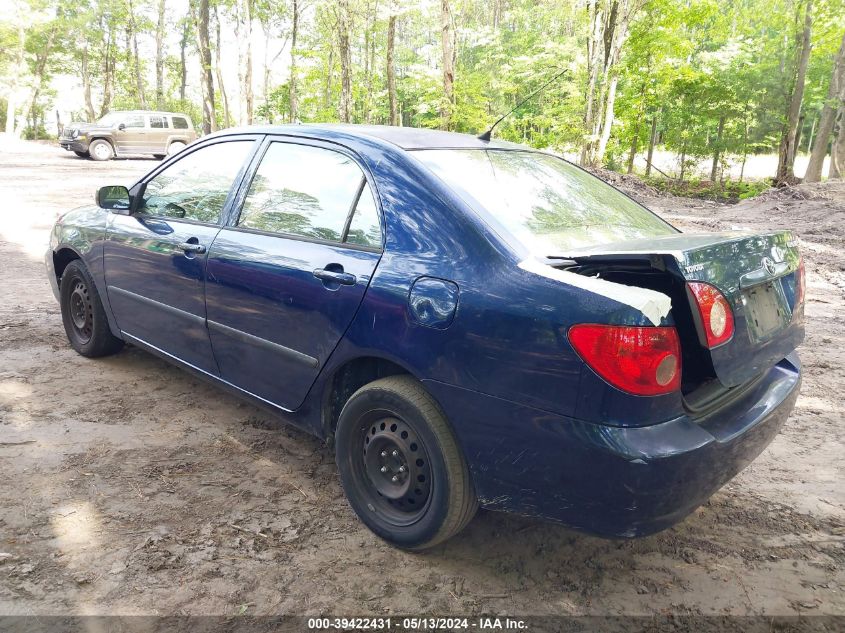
118;123;126;131
96;185;131;213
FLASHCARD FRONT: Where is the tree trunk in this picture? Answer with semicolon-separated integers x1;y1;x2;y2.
25;27;57;137
776;0;812;185
440;0;454;129
213;7;232;128
338;0;352;123
100;27;114;118
128;0;146;108
239;0;254;125
805;30;845;183
81;41;96;121
387;13;398;126
711;115;726;182
179;16;188;102
595;73;618;164
155;0;167;109
626;120;640;174
5;19;25;135
645;116;657;176
194;0;217;135
289;0;299;122
581;0;643;166
829;106;844;179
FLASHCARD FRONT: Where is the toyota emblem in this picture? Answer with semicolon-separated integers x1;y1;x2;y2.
762;257;776;276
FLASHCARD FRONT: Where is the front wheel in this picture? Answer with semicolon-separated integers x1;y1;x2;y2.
335;376;477;550
59;260;124;357
88;139;114;161
73;150;89;158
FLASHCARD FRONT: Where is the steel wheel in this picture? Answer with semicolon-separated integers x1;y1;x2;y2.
335;376;477;549
68;279;94;345
58;260;124;358
360;415;433;525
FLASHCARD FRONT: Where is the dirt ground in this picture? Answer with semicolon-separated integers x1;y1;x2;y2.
0;137;843;618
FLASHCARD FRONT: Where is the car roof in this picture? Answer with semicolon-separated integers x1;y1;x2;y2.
110;110;191;118
210;123;527;151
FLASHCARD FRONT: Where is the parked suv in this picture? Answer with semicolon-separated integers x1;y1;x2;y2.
59;110;197;161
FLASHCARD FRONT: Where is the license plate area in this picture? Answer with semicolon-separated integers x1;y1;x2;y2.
742;281;789;342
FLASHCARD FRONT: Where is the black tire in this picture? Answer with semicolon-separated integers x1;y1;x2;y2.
59;260;124;358
73;150;89;158
153;154;166;160
335;375;477;550
88;139;114;161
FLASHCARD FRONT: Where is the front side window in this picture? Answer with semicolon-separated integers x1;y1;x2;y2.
239;142;374;244
138;141;254;223
123;115;145;129
415;149;676;253
171;116;190;129
149;115;168;129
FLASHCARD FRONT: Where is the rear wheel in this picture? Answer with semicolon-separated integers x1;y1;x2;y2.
153;154;166;160
59;260;123;357
167;141;186;156
89;139;114;161
335;375;477;550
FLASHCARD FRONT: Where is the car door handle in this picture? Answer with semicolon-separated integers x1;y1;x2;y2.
178;242;206;254
313;268;356;285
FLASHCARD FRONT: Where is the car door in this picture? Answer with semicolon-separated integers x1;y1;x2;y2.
104;136;260;373
147;114;170;154
205;138;383;410
113;113;147;154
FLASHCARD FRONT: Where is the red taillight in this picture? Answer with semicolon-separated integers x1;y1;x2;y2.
568;324;682;396
687;282;734;348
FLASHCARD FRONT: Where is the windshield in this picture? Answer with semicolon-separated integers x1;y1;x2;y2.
96;113;123;126
414;149;676;254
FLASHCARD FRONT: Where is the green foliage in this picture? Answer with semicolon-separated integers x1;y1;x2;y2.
643;175;772;202
1;0;844;185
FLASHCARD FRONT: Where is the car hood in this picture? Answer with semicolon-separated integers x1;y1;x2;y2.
65;122;114;134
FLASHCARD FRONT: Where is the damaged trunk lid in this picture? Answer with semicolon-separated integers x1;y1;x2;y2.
560;231;805;388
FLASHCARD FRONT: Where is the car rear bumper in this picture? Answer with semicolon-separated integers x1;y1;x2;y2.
423;352;801;537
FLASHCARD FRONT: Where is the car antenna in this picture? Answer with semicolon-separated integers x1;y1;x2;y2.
477;68;569;142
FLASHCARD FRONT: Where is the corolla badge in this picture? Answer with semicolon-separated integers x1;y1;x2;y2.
762;256;777;276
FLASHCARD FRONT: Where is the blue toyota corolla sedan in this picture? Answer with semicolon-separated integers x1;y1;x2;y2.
46;125;804;549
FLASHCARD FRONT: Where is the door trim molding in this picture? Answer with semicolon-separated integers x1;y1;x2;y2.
207;319;320;369
108;285;205;326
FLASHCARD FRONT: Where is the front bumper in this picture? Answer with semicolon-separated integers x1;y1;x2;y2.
59;138;90;153
45;246;60;302
424;353;801;537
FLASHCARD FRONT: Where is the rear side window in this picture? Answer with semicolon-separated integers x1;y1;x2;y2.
171;116;190;129
345;183;381;248
149;115;168;128
238;142;376;245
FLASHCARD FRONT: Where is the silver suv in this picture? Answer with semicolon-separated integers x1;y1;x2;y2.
59;110;198;161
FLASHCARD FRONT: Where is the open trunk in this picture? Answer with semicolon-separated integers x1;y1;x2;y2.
556;231;804;408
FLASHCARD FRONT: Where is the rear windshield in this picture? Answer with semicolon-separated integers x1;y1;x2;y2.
414;149;676;254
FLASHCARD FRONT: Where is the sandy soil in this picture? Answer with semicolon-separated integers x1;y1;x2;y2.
0;138;843;617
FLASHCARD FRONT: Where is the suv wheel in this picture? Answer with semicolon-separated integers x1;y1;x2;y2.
335;376;478;550
167;141;186;156
73;150;89;158
89;139;114;161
